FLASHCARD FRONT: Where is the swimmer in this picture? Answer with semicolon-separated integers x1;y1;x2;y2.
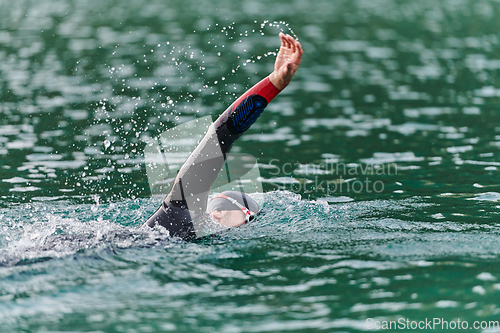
144;32;303;240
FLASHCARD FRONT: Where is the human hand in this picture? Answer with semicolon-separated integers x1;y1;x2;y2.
269;32;303;90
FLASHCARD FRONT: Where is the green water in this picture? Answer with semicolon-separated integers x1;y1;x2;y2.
2;0;500;332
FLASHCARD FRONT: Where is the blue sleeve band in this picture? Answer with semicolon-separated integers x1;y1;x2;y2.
230;94;268;134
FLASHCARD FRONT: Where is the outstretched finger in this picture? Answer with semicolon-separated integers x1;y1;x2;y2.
281;33;290;50
295;40;303;61
297;40;304;56
286;34;296;54
279;32;286;49
280;32;289;50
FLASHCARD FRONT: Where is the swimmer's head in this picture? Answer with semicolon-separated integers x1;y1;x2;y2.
207;190;259;227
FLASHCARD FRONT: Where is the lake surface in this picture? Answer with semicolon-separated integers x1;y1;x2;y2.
2;0;500;332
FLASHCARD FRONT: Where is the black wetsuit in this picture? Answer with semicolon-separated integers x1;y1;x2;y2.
144;77;280;241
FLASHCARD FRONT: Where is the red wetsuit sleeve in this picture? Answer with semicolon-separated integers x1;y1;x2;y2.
215;75;281;131
232;76;281;106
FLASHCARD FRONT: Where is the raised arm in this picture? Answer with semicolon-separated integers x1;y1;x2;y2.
216;33;303;136
145;33;303;240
